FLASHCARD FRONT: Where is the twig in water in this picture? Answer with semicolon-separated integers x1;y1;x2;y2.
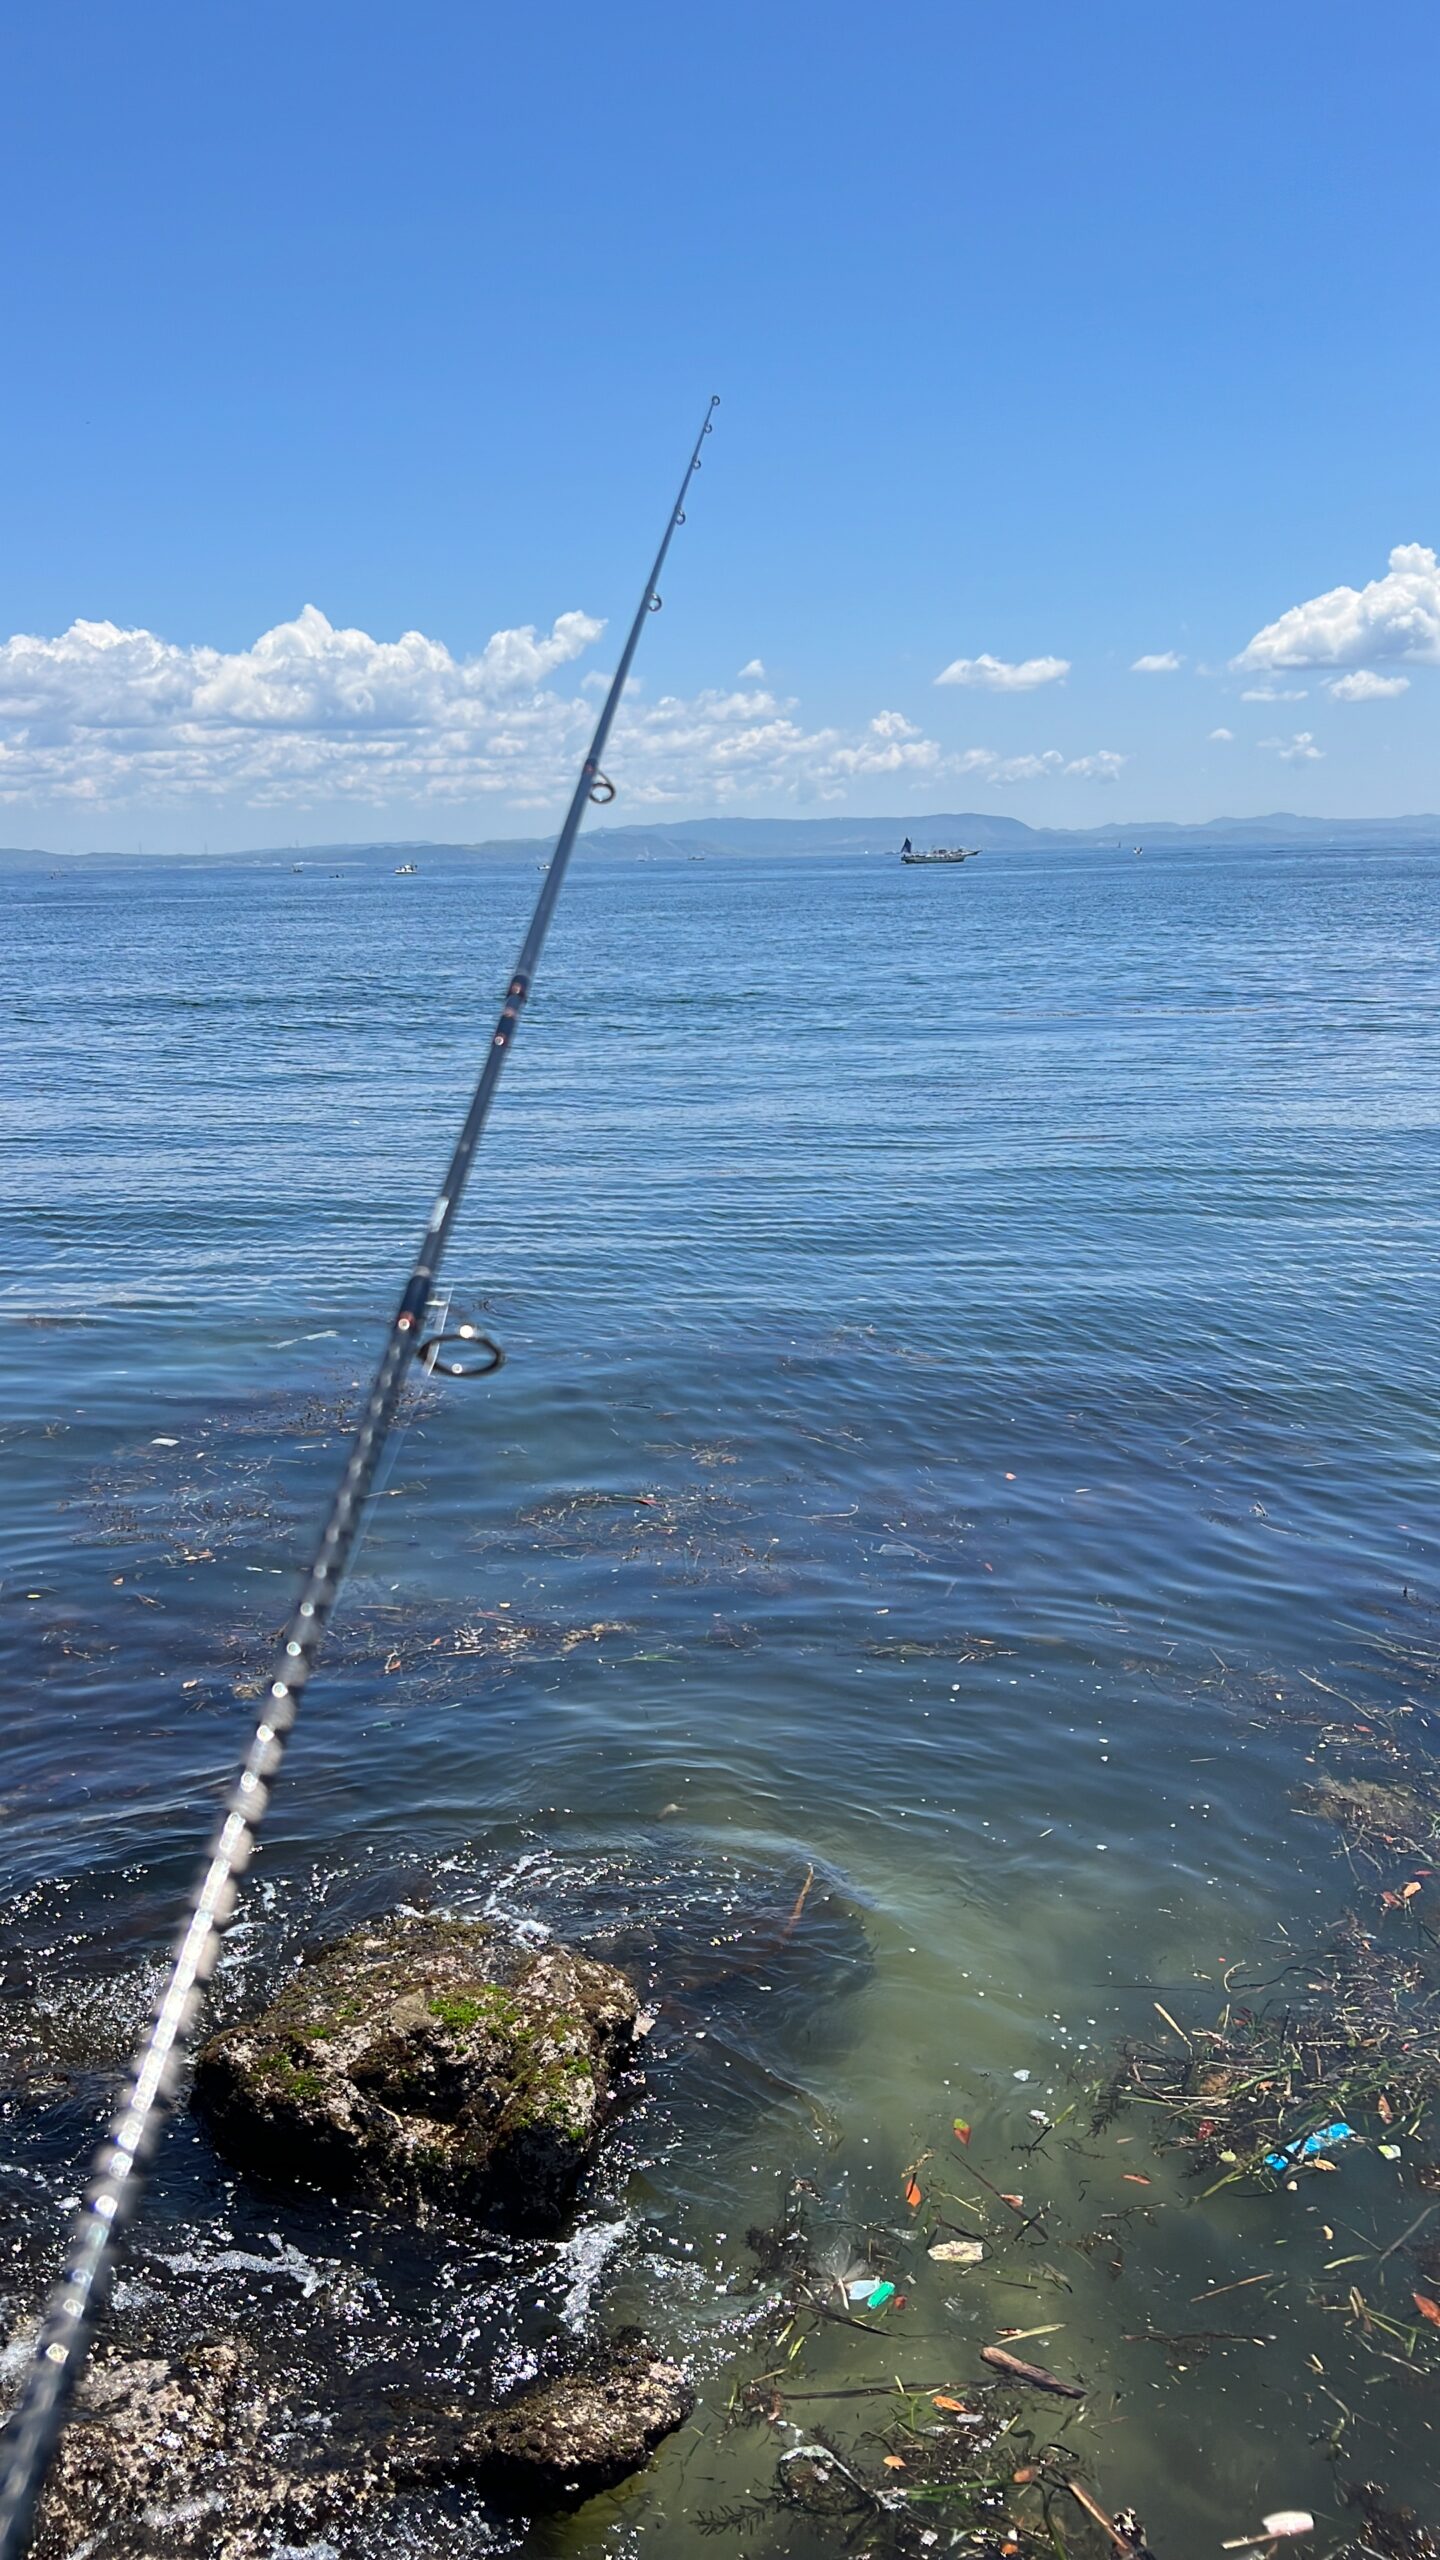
1375;2202;1438;2266
1061;2476;1158;2558
1153;2002;1193;2051
780;1864;815;1942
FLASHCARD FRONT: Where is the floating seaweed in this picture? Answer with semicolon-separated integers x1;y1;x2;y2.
1101;1911;1440;2194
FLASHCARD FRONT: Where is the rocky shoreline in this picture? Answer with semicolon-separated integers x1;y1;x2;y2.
8;1910;694;2555
10;1744;1440;2558
24;2330;694;2557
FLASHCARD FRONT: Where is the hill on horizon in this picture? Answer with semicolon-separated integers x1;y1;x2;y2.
4;809;1440;864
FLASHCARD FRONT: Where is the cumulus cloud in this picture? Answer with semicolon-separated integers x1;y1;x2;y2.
0;605;606;806
1061;751;1127;780
1209;726;1234;741
738;657;765;678
1327;668;1411;701
1131;650;1183;673
1236;542;1440;670
0;605;1128;812
950;746;1124;785
934;651;1069;691
1240;684;1307;701
1259;730;1323;762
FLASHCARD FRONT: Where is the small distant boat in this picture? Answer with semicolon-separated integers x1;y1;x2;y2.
395;862;419;875
899;834;976;865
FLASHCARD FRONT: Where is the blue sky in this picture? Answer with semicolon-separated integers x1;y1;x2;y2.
1;1;1436;848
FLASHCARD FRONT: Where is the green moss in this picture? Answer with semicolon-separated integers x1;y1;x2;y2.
426;1986;593;2139
266;2052;324;2102
429;1985;521;2035
508;2051;596;2141
309;1992;365;2040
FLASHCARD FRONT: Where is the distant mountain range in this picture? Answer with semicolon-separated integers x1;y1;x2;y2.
565;810;1440;856
4;809;1440;863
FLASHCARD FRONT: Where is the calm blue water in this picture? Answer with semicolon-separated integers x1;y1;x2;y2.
2;842;1438;2554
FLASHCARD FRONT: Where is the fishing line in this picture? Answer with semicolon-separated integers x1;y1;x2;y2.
0;395;719;2559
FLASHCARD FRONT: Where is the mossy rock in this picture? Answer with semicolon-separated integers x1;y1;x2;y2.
192;1913;637;2229
392;2331;693;2504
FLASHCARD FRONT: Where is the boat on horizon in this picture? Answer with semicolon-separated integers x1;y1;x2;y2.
395;861;419;875
899;836;977;865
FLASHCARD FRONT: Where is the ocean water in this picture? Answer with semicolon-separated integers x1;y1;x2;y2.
2;839;1438;2555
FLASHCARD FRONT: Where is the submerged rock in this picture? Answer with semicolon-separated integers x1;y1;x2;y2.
192;1912;637;2227
20;2330;691;2555
394;2331;694;2503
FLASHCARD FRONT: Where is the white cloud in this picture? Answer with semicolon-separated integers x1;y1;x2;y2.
813;709;941;779
1061;750;1126;781
990;750;1062;782
0;605;606;806
1240;685;1307;701
1237;541;1440;670
0;605;1126;813
1209;727;1234;741
1259;730;1323;762
934;651;1069;691
962;746;1124;785
0;608;955;809
738;657;765;678
1327;668;1411;702
1131;651;1183;673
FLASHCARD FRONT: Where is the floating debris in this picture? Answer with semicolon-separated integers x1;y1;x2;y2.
1264;2121;1354;2174
1102;1911;1440;2191
980;2342;1085;2398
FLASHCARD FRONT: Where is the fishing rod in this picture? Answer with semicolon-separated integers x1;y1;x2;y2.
0;394;720;2560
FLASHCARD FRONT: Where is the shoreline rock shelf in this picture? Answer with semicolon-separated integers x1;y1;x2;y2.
22;2334;694;2557
192;1912;639;2229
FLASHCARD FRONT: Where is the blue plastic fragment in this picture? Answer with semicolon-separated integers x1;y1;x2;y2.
1265;2120;1355;2173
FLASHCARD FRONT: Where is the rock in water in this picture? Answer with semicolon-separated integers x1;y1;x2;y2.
23;2342;359;2559
192;1913;637;2227
393;2333;694;2503
21;2332;691;2552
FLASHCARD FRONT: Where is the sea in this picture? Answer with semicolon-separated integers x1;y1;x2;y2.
2;838;1438;2556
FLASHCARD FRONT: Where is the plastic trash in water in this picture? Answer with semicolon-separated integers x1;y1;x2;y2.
848;2277;896;2309
1264;2122;1354;2173
1222;2513;1315;2550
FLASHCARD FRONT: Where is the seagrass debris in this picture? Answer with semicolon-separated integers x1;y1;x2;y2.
718;2186;1145;2559
1103;1910;1440;2194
